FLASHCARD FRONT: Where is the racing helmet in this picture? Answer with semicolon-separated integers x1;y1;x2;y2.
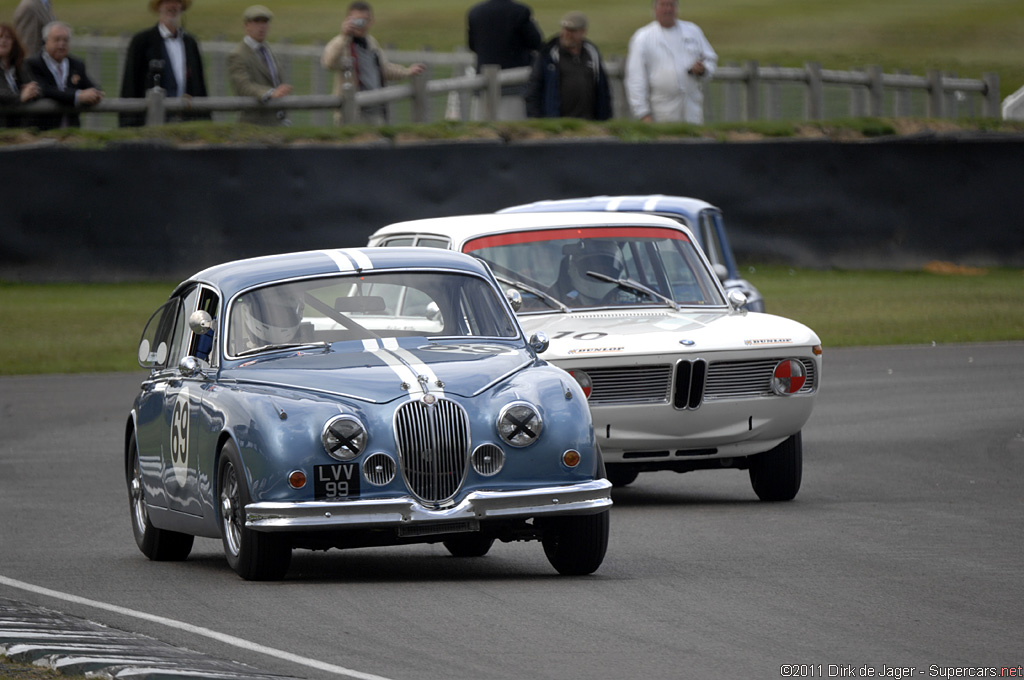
240;285;304;347
566;240;624;300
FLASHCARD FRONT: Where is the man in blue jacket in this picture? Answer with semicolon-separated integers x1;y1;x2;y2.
524;12;612;120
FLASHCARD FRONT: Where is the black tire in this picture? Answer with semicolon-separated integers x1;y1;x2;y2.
606;465;639;488
127;431;194;561
541;510;610;576
218;441;292;580
748;431;803;502
442;534;495;557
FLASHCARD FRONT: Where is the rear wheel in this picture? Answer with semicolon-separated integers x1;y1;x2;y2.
442;534;495;557
218;441;292;580
748;432;803;502
541;510;610;576
127;431;194;561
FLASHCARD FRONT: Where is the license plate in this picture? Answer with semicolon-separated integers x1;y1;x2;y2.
313;463;361;500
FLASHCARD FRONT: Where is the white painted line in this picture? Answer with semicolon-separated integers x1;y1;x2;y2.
0;575;394;680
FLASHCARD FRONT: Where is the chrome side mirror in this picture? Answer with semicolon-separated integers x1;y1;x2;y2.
529;331;549;354
727;289;749;314
506;288;523;312
178;355;205;378
188;309;213;335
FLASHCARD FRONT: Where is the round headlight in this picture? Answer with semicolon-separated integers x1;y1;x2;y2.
322;415;367;460
771;359;807;396
497;402;543;447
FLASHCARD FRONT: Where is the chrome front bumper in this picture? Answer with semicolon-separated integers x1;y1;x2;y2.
245;479;613;532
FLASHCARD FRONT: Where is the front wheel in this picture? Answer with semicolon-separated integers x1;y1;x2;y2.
541;510;610;576
127;431;194;561
218;441;292;580
748;432;803;502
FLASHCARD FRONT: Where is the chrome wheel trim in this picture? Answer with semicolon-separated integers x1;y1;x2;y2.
220;463;242;557
131;456;148;532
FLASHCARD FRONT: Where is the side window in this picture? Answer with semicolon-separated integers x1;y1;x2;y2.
138;299;182;370
699;211;726;267
416;237;451;249
188;287;221;365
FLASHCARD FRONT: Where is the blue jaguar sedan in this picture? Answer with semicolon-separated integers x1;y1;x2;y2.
127;248;611;580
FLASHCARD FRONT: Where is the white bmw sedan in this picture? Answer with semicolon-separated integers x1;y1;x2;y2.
369;212;822;501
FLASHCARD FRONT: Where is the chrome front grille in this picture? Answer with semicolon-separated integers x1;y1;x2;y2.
705;358;818;400
394;398;470;503
583;365;673;405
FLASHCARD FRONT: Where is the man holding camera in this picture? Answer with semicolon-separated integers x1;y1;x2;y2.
118;0;210;127
321;1;424;125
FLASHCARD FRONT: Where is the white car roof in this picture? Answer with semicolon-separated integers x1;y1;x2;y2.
371;211;694;249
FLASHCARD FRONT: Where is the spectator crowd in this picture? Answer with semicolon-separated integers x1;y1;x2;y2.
1;0;717;128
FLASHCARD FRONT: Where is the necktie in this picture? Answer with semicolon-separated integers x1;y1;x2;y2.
55;61;65;91
258;45;279;87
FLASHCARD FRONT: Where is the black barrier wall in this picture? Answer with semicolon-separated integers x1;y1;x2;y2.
1;138;1022;281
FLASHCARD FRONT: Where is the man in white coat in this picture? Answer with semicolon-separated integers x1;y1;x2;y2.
625;0;717;123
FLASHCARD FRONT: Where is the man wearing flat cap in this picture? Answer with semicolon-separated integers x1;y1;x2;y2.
228;5;292;125
524;12;612;120
118;0;210;126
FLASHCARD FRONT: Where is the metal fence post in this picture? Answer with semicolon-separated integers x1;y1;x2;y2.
805;62;824;120
983;73;1000;118
410;71;429;123
744;60;759;122
144;87;166;126
341;83;358;124
482;64;500;122
927;70;944;118
868;65;884;117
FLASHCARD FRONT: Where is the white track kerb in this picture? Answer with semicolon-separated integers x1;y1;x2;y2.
0;574;394;680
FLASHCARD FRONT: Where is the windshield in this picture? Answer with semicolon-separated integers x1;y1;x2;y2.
227;271;519;357
463;226;725;311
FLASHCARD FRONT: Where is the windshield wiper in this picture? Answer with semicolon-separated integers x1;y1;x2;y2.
494;274;570;313
235;341;331;358
585;271;682;311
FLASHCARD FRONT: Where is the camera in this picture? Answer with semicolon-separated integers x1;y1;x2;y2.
351;18;367;28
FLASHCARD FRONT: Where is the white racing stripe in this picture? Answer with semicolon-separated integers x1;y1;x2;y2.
362;339;424;398
320;249;356;272
361;339;443;399
0;574;394;680
343;248;374;271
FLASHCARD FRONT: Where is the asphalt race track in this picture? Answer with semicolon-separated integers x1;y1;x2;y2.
1;343;1022;680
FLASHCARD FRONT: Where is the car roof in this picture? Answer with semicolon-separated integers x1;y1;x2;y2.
177;247;493;299
498;195;717;224
372;211;693;249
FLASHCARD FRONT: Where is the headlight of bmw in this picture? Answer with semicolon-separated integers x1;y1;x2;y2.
497;402;543;447
322;415;367;460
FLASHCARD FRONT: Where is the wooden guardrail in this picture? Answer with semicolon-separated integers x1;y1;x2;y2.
1;36;1003;127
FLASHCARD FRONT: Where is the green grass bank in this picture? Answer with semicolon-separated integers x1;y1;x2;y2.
2;265;1022;376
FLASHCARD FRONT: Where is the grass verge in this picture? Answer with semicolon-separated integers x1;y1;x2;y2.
1;265;1022;376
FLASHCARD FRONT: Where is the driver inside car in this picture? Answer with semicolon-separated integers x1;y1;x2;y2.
235;285;306;352
557;240;626;306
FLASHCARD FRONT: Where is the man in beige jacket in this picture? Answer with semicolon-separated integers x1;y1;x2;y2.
227;4;292;125
320;0;424;125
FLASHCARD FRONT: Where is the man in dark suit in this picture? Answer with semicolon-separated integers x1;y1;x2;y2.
466;0;542;120
26;20;103;129
119;0;209;127
227;4;292;126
